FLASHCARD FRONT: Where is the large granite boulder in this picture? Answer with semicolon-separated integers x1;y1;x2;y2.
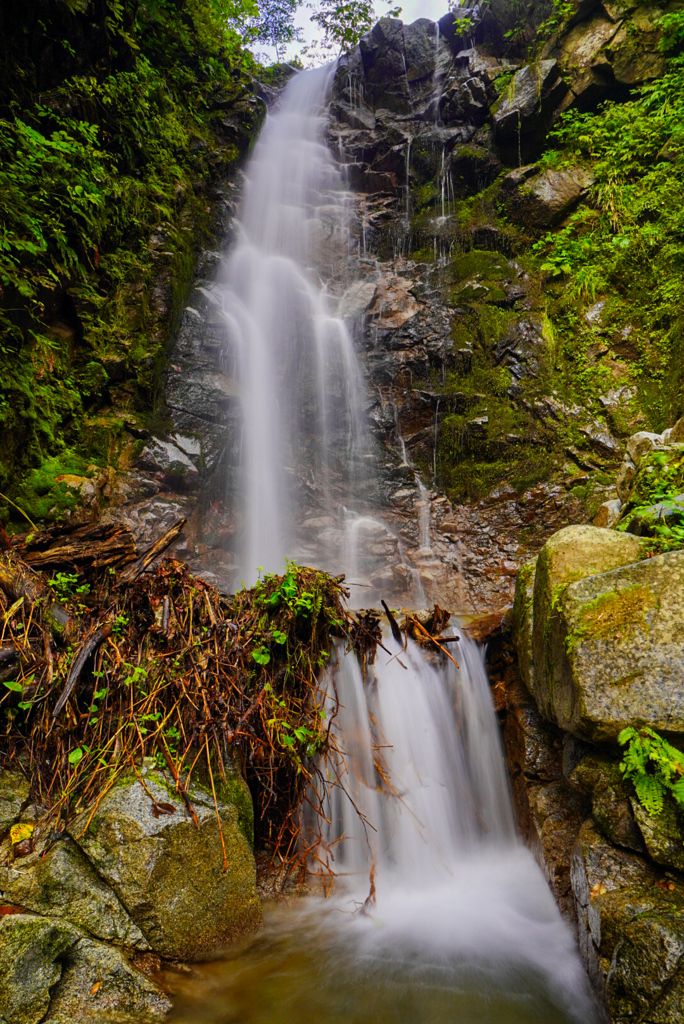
523;524;684;741
69;762;261;960
0;913;168;1024
519;524;646;736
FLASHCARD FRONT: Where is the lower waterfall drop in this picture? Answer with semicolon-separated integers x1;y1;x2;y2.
311;632;600;1023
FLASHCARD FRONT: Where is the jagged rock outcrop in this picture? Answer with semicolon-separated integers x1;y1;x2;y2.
501;164;595;227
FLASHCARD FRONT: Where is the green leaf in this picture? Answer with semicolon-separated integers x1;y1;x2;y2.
68;747;84;765
252;646;271;666
3;680;22;692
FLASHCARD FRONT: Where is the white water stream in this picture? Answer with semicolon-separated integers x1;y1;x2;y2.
217;65;367;586
187;66;602;1024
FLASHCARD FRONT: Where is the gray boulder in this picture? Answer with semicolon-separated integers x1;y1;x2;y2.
48;934;170;1024
0;914;168;1024
69;763;261;960
0;836;148;950
502;164;594;228
522;524;646;736
538;532;684;741
0;915;74;1024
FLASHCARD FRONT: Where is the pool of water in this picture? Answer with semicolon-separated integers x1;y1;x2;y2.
164;856;600;1024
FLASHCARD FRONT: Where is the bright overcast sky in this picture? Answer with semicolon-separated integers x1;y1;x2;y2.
261;1;452;63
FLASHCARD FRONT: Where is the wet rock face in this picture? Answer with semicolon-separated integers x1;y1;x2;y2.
501;164;595;228
491;60;567;161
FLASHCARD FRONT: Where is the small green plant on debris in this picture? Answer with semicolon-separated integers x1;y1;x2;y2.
619;726;684;816
0;552;363;876
47;572;90;603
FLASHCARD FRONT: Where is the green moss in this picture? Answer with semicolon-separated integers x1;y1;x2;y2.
567;584;655;652
0;2;264;526
7;451;94;525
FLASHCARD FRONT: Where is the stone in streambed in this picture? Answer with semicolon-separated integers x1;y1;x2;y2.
0;914;74;1024
0;913;168;1024
47;934;170;1024
69;763;261;960
0;834;148;950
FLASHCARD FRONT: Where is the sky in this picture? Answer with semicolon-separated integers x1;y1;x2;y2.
260;1;452;64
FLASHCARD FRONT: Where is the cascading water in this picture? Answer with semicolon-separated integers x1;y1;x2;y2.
217;66;367;586
172;66;602;1024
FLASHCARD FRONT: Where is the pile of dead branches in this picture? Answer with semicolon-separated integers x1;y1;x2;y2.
0;518;353;870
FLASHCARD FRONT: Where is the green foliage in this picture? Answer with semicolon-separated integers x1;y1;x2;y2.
309;0;402;55
47;572;91;603
616;449;684;551
532;10;684;426
0;0;264;522
619;726;684;817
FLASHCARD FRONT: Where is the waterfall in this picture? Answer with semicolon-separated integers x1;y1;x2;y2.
217;66;366;585
311;634;600;1022
186;65;601;1024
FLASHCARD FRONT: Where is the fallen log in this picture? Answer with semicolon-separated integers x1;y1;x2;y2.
117;519;187;585
0;553;70;632
52;622;113;718
13;521;137;571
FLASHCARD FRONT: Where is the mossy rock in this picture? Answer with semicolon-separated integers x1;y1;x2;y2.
535;535;684;741
630;797;684;874
570;753;645;852
0;913;168;1024
68;762;261;960
0;835;148;950
527;525;645;732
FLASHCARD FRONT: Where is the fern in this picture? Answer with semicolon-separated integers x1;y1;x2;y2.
634;774;666;816
619;726;684;816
